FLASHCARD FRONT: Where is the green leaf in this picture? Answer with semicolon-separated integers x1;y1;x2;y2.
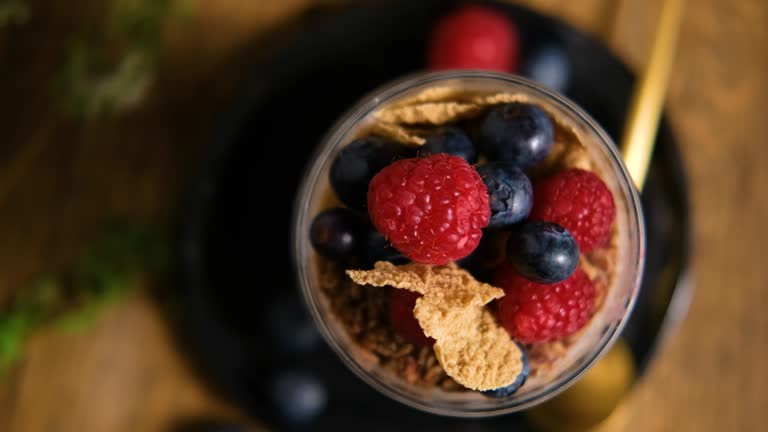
0;308;36;373
59;49;152;118
30;276;63;310
57;0;173;117
0;220;170;372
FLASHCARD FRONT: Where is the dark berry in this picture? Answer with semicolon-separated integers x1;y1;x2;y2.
479;103;554;169
457;231;508;282
271;371;327;424
428;5;520;72
477;163;533;229
506;221;579;284
360;226;408;265
389;288;434;347
422;127;477;163
521;43;570;93
330;136;412;210
309;208;363;259
482;343;530;398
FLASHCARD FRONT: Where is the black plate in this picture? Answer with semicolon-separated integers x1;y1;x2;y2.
175;1;690;430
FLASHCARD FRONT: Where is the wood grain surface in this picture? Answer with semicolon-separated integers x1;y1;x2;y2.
1;0;766;430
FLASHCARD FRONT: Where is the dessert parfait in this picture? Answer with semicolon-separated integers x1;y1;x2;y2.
293;72;643;416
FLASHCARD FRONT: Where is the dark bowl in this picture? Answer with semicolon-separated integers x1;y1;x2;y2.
174;1;690;430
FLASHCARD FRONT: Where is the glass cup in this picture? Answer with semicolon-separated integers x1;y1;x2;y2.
292;71;645;417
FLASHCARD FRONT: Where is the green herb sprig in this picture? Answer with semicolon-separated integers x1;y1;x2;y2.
0;221;169;374
59;0;195;117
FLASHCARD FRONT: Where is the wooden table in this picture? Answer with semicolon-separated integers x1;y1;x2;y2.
1;0;766;430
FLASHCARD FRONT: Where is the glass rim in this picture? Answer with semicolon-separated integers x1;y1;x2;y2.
292;70;645;417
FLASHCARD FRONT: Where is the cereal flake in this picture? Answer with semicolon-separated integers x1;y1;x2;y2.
347;261;526;391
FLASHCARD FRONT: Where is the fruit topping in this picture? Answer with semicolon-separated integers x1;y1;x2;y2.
310;208;363;259
361;226;408;265
477;162;533;229
428;5;520;72
521;43;571;93
496;265;596;344
530;168;616;253
271;371;327;424
389;288;435;347
479;102;554;169
422;126;477;163
330;136;412;210
506;221;579;284
367;154;490;265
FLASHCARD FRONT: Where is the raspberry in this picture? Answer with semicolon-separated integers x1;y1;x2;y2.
428;5;520;72
495;264;595;344
368;154;490;265
388;288;434;347
530;169;615;253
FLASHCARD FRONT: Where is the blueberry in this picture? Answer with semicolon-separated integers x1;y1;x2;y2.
272;371;327;424
457;231;507;282
522;44;571;93
265;297;321;354
422;127;477;163
330;136;412;210
482;344;530;398
477;163;532;229
360;226;408;265
479;103;554;169
506;221;579;284
309;208;363;259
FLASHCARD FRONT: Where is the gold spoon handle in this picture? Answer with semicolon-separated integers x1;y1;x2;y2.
620;0;685;190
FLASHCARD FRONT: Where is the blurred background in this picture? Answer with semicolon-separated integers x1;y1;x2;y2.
0;0;765;431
